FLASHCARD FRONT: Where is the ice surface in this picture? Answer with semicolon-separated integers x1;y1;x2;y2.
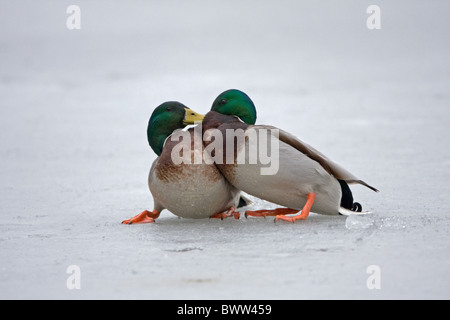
0;1;449;299
345;215;374;230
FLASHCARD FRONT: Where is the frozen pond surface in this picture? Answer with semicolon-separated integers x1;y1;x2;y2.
0;1;449;299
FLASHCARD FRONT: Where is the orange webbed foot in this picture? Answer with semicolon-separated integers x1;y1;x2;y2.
210;207;240;220
245;208;299;219
274;192;315;223
122;210;160;225
274;212;309;223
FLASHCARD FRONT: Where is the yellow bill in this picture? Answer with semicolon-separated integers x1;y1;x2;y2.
183;108;205;125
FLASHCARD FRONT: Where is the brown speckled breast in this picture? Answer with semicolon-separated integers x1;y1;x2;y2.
155;128;222;183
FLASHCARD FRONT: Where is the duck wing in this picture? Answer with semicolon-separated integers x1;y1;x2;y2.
253;125;379;192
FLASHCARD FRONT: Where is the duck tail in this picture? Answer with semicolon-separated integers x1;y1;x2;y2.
338;179;364;214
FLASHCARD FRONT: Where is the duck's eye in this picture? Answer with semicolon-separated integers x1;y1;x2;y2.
166;107;172;111
219;99;227;105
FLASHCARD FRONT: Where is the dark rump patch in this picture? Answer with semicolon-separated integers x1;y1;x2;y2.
338;179;354;210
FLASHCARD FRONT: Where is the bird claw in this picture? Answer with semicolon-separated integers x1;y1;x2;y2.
210;207;240;220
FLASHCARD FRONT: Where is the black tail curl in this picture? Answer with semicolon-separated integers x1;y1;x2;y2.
352;202;362;212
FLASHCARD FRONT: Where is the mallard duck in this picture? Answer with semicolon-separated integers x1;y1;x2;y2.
122;101;241;224
202;89;378;222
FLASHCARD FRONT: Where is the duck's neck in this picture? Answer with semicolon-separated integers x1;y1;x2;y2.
147;122;173;156
202;111;243;132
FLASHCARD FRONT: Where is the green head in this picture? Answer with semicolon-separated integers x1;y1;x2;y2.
210;89;257;125
147;101;204;156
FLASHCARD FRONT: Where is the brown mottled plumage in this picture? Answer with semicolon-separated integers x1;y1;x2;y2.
148;127;241;219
